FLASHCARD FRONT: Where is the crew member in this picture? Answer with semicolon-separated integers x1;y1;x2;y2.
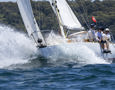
87;23;96;42
102;28;111;53
104;28;111;41
96;27;111;53
96;27;103;50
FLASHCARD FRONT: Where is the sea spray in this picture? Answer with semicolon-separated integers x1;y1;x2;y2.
0;25;112;69
40;43;109;67
45;30;66;46
0;25;38;68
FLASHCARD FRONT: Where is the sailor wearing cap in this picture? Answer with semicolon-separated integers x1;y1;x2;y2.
103;28;111;41
102;28;111;53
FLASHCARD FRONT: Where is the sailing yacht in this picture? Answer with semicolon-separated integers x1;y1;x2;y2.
17;0;115;62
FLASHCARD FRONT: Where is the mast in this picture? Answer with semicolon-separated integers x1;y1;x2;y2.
50;0;66;38
17;0;46;48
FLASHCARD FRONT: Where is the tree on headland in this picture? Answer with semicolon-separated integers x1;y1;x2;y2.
0;0;115;34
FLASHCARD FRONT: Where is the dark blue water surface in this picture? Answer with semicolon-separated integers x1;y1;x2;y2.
0;58;115;90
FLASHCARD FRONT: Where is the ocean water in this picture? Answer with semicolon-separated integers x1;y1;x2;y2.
0;25;115;90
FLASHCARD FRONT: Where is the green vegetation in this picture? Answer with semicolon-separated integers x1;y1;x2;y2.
0;0;115;34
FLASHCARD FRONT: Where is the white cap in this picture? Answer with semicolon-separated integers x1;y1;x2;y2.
105;28;110;31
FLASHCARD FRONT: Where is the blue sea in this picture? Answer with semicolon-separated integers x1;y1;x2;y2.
0;25;115;90
0;61;115;90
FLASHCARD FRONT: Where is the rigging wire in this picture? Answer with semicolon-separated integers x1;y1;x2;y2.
67;0;90;30
40;2;43;30
66;0;81;25
35;1;41;29
75;0;90;30
67;0;83;26
79;0;90;28
67;0;84;28
76;0;90;29
38;1;42;29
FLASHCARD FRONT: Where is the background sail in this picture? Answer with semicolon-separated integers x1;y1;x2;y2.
49;0;84;30
17;0;46;46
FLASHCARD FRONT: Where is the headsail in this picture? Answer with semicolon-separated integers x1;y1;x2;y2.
49;0;84;31
17;0;46;47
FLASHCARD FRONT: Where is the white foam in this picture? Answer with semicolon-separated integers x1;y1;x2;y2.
40;43;110;66
43;32;115;65
0;25;38;68
0;25;113;69
45;30;66;46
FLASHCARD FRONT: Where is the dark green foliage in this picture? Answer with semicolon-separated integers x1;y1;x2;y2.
0;0;115;34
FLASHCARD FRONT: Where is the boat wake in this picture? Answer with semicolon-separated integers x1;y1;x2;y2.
0;25;113;69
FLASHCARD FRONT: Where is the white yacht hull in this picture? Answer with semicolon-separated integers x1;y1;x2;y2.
39;42;115;63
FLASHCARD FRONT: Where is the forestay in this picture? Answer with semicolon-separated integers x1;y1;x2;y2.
17;0;46;47
49;0;84;30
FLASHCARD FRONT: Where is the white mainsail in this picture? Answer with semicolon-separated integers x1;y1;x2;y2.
49;0;84;30
17;0;46;47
